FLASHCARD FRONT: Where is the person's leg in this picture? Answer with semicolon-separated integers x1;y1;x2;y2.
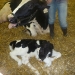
48;0;57;38
57;2;68;36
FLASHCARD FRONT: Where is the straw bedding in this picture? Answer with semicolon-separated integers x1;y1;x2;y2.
0;0;75;75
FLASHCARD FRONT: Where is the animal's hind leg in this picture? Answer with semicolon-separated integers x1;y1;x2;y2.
10;51;22;66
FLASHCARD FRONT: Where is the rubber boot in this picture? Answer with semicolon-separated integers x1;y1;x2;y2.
49;24;54;38
62;28;67;36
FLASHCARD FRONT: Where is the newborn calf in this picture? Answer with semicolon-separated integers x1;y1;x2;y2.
9;39;61;75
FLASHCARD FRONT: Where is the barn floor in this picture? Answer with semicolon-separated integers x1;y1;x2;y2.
0;0;75;75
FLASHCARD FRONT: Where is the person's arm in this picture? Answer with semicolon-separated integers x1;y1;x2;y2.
46;0;52;4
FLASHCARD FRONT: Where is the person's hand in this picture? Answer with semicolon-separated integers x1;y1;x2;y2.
46;0;52;4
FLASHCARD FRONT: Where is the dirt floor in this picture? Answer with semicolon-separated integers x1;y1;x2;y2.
0;0;75;75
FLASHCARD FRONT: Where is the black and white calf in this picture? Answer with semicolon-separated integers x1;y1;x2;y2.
8;0;50;36
9;39;61;75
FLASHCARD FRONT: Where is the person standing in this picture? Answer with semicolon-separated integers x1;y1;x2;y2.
47;0;68;38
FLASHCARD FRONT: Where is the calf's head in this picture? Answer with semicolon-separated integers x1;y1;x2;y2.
39;41;54;61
